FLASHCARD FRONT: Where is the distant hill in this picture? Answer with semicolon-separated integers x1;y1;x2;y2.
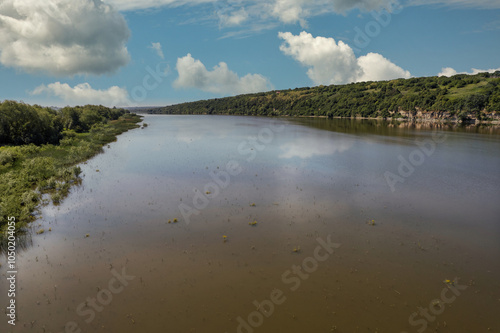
147;72;500;122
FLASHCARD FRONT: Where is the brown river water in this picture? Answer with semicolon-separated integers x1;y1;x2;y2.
1;115;499;333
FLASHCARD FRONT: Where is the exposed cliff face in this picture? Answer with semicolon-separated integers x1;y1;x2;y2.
394;108;499;123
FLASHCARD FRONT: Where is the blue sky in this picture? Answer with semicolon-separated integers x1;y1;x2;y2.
0;0;499;107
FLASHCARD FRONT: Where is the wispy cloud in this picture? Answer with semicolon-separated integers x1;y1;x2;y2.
217;22;280;40
217;7;249;27
217;0;400;28
149;42;165;59
104;0;498;40
407;0;500;9
107;0;400;28
105;0;216;12
478;19;500;32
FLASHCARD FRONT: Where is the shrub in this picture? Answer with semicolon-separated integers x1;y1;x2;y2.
21;157;56;183
0;149;17;166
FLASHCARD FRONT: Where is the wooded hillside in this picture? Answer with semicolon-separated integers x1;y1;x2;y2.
148;72;500;121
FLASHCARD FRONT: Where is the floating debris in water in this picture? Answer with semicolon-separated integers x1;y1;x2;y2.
293;246;301;253
85;234;90;238
431;299;442;308
249;221;258;226
368;219;376;226
36;229;45;235
250;203;256;207
443;279;455;286
223;235;227;242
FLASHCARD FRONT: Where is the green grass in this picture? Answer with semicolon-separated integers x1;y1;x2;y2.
448;81;490;99
0;114;142;246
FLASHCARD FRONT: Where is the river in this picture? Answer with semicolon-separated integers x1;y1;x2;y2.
1;115;499;333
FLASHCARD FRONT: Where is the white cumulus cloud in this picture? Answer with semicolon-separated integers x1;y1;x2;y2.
31;82;130;106
438;67;459;77
0;0;130;76
270;0;309;27
438;67;500;77
357;52;411;82
279;31;410;85
173;53;273;95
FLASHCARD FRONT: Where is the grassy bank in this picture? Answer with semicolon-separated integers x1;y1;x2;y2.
0;109;142;244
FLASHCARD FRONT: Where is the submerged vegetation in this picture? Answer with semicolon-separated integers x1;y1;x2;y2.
0;101;142;243
148;72;500;121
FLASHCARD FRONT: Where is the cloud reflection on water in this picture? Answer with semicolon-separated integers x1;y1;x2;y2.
174;117;235;144
279;132;355;159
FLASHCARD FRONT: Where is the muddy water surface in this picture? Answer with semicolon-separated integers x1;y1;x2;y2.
1;115;499;333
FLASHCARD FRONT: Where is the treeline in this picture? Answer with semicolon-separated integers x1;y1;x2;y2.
149;72;500;120
0;101;142;244
0;101;129;146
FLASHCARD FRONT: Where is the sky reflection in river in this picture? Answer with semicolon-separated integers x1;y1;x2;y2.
1;115;499;333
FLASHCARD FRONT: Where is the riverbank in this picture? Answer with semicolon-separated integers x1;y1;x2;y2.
138;110;500;127
337;114;500;125
276;113;500;124
141;106;500;125
0;113;142;247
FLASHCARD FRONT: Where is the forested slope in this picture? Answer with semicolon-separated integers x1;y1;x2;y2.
149;72;500;121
